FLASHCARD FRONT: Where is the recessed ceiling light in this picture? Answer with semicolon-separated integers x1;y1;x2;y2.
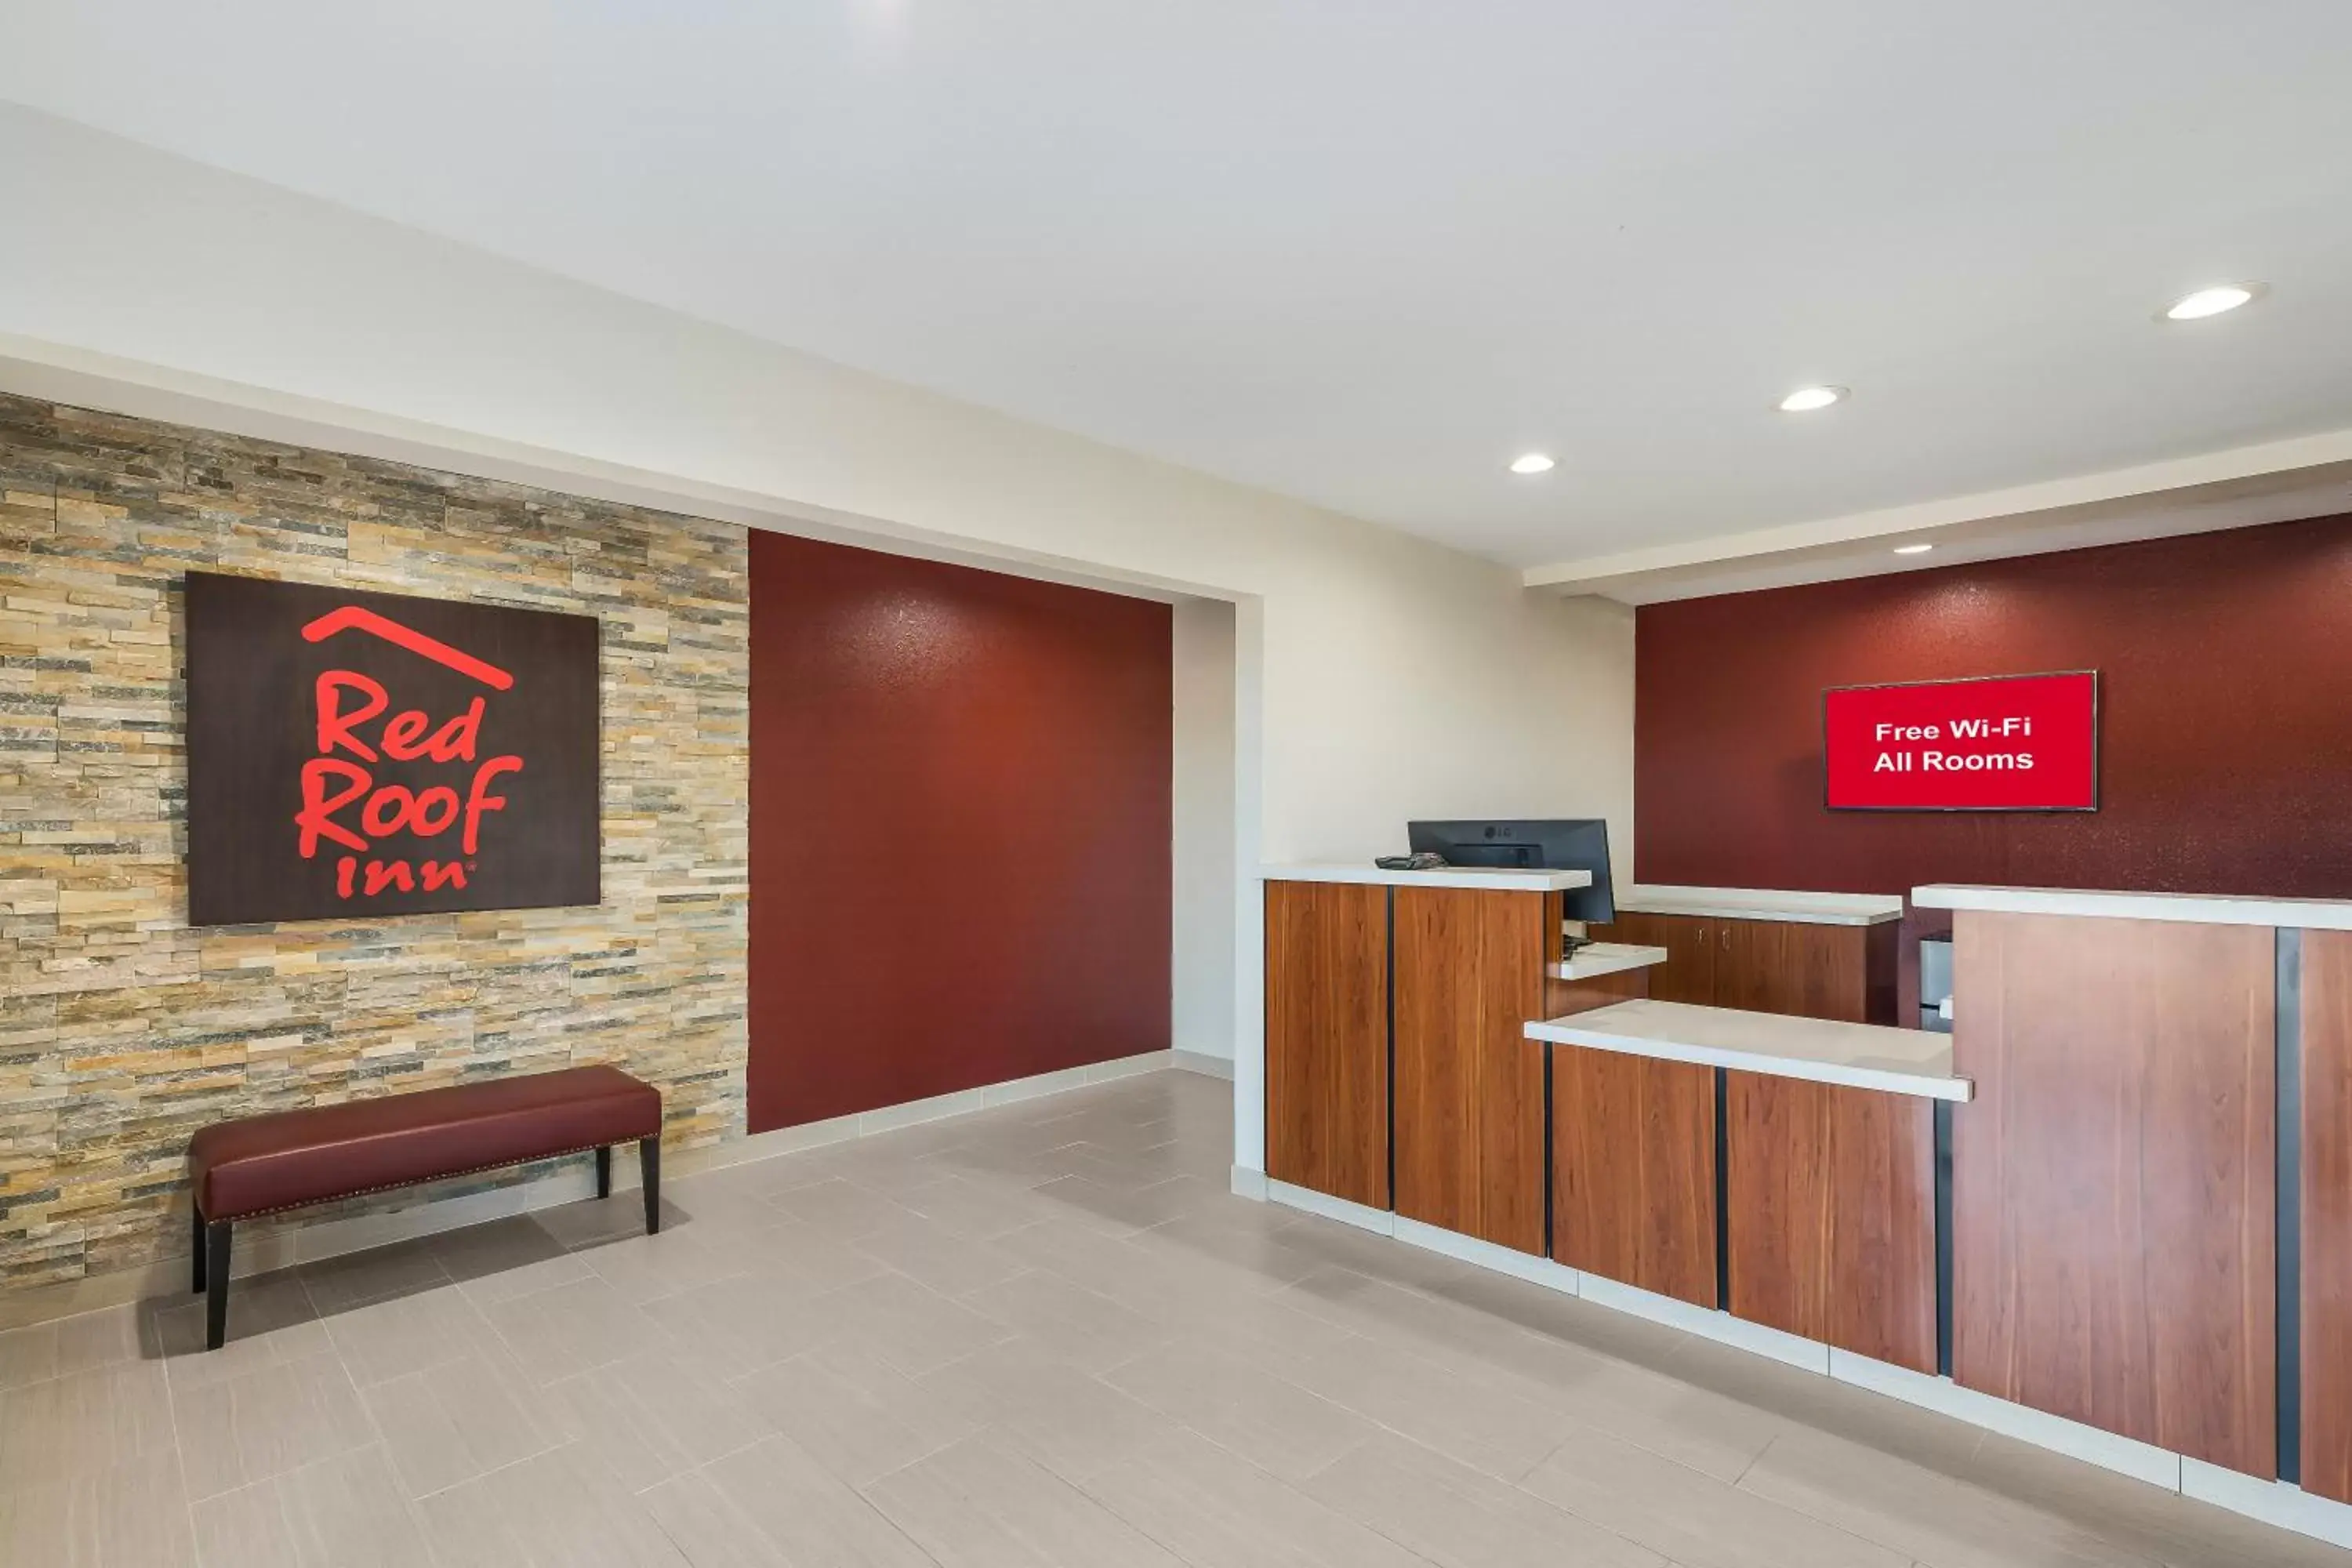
2162;283;2264;321
1509;452;1556;475
1892;543;1934;555
1777;385;1847;413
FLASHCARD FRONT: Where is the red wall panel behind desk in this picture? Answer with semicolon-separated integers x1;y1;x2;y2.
1636;514;2352;1013
748;533;1171;1133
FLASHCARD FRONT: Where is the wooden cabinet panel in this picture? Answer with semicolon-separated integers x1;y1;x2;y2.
1864;919;1900;1027
1595;911;1716;1005
2303;929;2352;1503
1726;1072;1936;1372
1392;887;1552;1253
1951;910;2275;1477
1718;920;1875;1023
1551;1046;1716;1305
1592;911;1894;1024
1264;880;1389;1209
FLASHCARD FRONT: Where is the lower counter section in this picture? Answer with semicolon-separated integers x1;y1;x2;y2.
1724;1072;1938;1374
1549;1048;1716;1306
1544;1047;1942;1368
1951;909;2277;1480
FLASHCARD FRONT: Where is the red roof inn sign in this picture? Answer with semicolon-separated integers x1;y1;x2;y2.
1823;671;2099;812
187;572;600;925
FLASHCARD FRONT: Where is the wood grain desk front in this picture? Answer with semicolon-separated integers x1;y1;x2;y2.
1526;1000;1962;1370
1261;864;1602;1254
1913;883;2352;1490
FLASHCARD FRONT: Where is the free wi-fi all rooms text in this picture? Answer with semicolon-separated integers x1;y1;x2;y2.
1870;715;2037;773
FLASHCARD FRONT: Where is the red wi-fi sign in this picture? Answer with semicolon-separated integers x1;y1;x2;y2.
1823;670;2099;812
187;572;600;925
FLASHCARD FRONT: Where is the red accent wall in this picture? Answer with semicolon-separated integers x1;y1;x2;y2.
748;533;1171;1133
1635;514;2352;1011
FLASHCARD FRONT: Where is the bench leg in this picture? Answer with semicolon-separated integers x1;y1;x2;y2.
639;1135;661;1235
192;1204;208;1294
595;1145;612;1200
205;1220;233;1351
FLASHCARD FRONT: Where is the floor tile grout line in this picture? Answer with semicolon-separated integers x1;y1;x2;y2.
1730;1428;1777;1488
156;1296;210;1567
841;1425;982;1497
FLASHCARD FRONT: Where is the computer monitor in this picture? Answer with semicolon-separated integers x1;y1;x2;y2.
1405;818;1615;924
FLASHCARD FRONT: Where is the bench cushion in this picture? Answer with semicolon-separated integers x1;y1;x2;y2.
189;1065;662;1221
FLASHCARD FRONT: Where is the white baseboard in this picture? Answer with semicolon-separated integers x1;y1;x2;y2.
1265;1179;1394;1235
1229;1165;1269;1200
1392;1216;1580;1296
1171;1049;1236;1080
2183;1461;2352;1550
1828;1350;2181;1490
1078;1050;1170;1085
1578;1272;1829;1373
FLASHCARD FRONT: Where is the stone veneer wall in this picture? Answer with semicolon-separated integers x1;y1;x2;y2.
0;393;749;1290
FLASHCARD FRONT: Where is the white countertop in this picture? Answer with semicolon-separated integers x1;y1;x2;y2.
1914;883;2352;931
1548;943;1669;982
1525;999;1971;1102
1616;884;1905;926
1261;863;1592;892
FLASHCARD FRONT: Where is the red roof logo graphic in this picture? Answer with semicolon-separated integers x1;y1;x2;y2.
301;606;514;691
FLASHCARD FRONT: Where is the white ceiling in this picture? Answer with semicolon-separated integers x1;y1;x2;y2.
4;2;2350;577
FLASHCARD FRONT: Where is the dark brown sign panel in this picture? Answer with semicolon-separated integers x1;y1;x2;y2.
186;572;600;925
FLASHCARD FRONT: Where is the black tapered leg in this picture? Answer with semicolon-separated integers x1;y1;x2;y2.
595;1145;612;1200
191;1205;207;1294
204;1220;232;1351
639;1135;661;1235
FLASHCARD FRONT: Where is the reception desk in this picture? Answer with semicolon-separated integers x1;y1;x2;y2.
1261;870;2352;1544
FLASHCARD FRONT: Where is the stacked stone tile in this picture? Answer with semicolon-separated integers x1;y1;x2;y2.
0;393;749;1290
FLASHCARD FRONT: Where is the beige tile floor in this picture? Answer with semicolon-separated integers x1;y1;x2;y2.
1;1068;2343;1566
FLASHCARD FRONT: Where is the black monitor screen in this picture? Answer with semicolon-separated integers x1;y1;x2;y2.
1405;818;1615;923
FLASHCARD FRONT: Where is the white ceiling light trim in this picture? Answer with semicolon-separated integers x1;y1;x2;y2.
1777;385;1848;413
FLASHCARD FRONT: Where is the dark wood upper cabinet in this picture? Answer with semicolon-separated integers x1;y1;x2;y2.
1592;909;1894;1025
1596;911;1716;1004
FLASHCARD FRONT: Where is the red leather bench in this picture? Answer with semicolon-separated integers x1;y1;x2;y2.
187;1065;662;1348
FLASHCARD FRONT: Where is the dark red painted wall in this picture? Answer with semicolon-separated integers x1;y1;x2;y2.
748;533;1171;1132
1636;514;2352;1011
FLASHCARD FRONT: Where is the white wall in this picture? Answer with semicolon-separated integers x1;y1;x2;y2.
1171;597;1239;1061
0;104;1635;1170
